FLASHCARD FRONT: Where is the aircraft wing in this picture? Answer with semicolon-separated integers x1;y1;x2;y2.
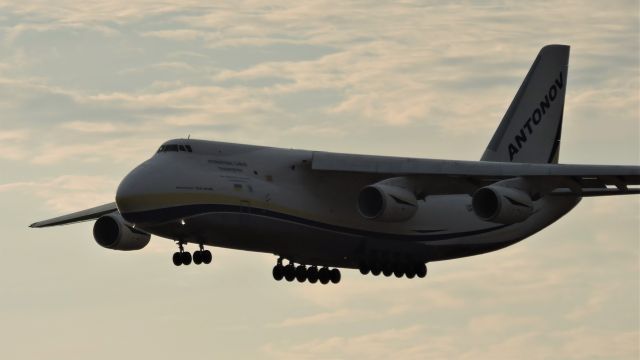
311;152;640;196
30;202;118;228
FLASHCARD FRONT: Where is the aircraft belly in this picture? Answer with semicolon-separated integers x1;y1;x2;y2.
135;194;579;267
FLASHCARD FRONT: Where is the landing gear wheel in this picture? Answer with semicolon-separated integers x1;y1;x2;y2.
202;250;212;264
359;261;370;275
318;267;330;284
415;263;427;278
272;264;284;281
405;268;416;279
382;264;393;277
307;266;319;283
193;251;202;265
284;264;296;282
330;268;341;284
370;264;381;276
180;251;192;266
172;252;182;266
295;265;307;282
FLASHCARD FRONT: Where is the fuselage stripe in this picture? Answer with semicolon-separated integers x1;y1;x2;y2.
121;204;509;242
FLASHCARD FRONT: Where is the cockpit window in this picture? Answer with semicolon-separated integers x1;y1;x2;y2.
156;144;193;154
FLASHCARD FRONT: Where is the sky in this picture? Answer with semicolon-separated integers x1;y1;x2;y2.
0;0;638;359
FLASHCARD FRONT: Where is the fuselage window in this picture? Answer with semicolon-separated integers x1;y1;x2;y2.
179;145;186;152
185;145;193;152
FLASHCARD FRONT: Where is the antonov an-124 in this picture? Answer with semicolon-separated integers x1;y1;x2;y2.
31;45;639;285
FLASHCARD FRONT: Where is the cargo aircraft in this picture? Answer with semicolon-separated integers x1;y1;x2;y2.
31;45;639;285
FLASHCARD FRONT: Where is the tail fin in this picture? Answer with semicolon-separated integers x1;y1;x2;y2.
481;45;569;164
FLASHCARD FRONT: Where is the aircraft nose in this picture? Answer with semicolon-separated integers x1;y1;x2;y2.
116;160;156;216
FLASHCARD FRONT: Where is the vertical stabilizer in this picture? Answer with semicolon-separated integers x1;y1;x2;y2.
481;45;569;163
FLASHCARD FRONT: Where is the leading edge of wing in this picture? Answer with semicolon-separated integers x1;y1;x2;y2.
311;151;640;182
30;202;118;228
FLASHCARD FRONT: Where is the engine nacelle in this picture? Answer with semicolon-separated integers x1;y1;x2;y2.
93;213;150;251
357;184;418;222
471;185;534;224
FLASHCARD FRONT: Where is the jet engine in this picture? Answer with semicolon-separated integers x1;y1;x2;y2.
357;183;418;222
471;185;534;224
93;213;150;251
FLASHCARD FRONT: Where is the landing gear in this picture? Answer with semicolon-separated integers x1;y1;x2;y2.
193;243;212;265
358;258;428;280
272;258;341;285
172;242;212;266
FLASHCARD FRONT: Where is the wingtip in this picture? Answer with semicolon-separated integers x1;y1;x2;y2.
29;222;39;228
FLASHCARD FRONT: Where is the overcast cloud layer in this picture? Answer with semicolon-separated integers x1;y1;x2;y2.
0;1;638;359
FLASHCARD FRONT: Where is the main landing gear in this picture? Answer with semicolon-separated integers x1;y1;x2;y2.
172;242;212;266
272;258;341;284
358;259;427;279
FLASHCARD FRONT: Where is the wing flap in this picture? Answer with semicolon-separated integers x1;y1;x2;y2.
30;202;118;228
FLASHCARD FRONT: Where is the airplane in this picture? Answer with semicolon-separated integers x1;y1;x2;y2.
30;45;639;285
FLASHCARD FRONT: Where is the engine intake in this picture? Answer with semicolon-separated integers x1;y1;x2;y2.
472;185;534;224
357;184;417;222
93;213;150;251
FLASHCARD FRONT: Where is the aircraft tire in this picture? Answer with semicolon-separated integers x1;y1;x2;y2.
382;264;393;277
405;268;416;279
284;265;296;282
295;265;307;282
193;251;202;265
318;267;330;284
172;252;182;266
272;264;284;281
416;263;427;278
180;251;192;266
330;268;341;284
307;267;319;283
358;261;370;275
370;266;381;276
202;250;212;264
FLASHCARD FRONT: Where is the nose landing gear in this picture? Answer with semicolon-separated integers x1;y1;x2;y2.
172;242;212;266
193;243;212;265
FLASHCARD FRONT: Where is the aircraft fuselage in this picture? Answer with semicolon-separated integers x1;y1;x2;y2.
115;139;580;269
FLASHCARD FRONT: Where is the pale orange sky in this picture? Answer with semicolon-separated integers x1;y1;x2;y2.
0;1;638;359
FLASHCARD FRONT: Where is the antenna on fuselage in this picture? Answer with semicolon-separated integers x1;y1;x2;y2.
187;134;191;139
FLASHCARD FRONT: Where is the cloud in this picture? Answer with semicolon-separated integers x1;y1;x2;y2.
0;175;116;212
59;121;127;133
263;325;431;360
0;129;30;141
30;138;157;165
0;1;637;359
